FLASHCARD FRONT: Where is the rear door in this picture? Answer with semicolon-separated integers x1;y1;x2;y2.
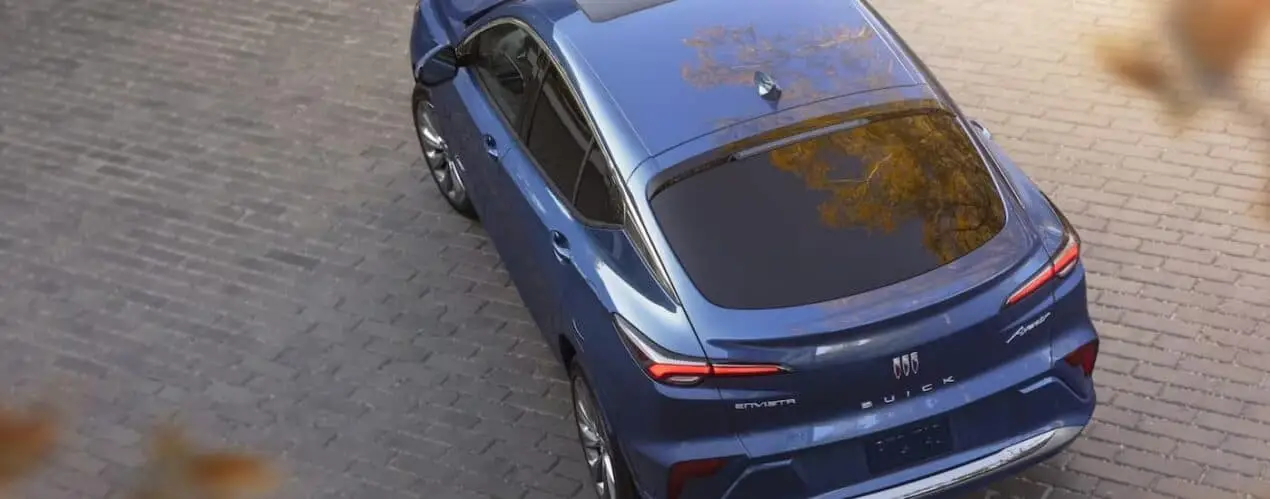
517;63;635;406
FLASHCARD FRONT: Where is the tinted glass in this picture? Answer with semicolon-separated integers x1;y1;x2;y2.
525;68;592;199
573;145;623;224
471;24;544;126
650;112;1008;310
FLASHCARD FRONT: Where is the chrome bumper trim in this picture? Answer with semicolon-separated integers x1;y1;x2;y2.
852;425;1084;499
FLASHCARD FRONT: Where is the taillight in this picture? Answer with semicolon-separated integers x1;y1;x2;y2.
668;458;725;499
614;315;788;386
1064;340;1099;377
1005;230;1081;307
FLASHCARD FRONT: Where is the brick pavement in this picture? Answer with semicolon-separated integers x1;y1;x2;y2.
0;0;1267;497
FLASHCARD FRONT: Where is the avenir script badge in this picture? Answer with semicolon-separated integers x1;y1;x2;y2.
1006;311;1052;345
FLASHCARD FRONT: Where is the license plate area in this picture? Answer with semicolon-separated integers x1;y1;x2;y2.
865;416;954;475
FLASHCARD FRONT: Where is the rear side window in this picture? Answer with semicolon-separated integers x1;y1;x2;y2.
650;112;1007;309
522;67;624;225
572;144;622;224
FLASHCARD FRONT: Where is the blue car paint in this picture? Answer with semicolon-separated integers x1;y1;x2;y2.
409;0;1098;497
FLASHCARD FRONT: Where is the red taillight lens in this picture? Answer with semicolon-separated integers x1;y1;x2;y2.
1006;231;1080;307
614;315;788;386
645;363;712;384
668;458;725;499
1064;340;1099;377
644;363;787;385
709;364;787;376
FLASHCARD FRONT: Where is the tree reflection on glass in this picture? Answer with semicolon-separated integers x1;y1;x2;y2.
679;23;1006;264
766;112;1005;265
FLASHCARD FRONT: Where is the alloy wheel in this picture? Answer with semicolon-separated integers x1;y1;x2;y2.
413;100;467;205
573;377;619;499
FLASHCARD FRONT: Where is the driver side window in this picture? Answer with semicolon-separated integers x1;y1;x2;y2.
468;23;546;127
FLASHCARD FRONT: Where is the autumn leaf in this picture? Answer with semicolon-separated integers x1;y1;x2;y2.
0;400;59;491
131;419;281;499
0;377;77;493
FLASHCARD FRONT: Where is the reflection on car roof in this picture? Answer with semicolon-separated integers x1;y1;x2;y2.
575;0;675;22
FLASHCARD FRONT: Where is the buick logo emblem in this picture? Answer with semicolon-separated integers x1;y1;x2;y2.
893;352;919;379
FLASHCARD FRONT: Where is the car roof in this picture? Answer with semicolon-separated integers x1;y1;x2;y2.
441;0;500;21
447;0;675;24
522;0;931;170
573;0;675;22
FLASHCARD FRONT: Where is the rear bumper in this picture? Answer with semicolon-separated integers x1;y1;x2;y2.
837;425;1084;499
622;370;1095;499
628;421;1087;499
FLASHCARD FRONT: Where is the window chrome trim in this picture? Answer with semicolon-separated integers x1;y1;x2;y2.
460;16;680;303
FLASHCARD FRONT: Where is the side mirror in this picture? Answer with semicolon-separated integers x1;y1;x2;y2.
415;44;460;87
969;119;992;140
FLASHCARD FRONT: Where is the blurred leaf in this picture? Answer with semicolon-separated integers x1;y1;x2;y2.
131;420;281;499
0;399;59;490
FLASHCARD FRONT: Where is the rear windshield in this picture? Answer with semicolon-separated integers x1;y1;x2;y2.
650;112;1007;310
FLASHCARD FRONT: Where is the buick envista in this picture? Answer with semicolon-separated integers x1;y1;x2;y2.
407;0;1100;497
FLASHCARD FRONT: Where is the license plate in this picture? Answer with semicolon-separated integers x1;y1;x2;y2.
865;417;954;474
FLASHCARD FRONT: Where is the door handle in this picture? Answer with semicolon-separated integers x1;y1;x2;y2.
550;230;571;263
483;134;499;159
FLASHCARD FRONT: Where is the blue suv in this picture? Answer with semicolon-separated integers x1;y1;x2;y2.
408;0;1100;497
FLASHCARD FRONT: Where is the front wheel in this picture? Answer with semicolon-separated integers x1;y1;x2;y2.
570;360;638;499
412;87;476;219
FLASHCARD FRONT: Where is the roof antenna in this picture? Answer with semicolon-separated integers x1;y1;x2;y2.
754;70;782;102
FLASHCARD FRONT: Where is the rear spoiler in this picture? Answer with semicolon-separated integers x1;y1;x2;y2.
645;97;949;200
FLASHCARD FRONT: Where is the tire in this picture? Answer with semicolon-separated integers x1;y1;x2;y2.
570;360;639;499
411;87;477;219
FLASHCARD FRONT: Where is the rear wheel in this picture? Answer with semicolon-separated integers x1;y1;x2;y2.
570;360;637;499
412;87;476;219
